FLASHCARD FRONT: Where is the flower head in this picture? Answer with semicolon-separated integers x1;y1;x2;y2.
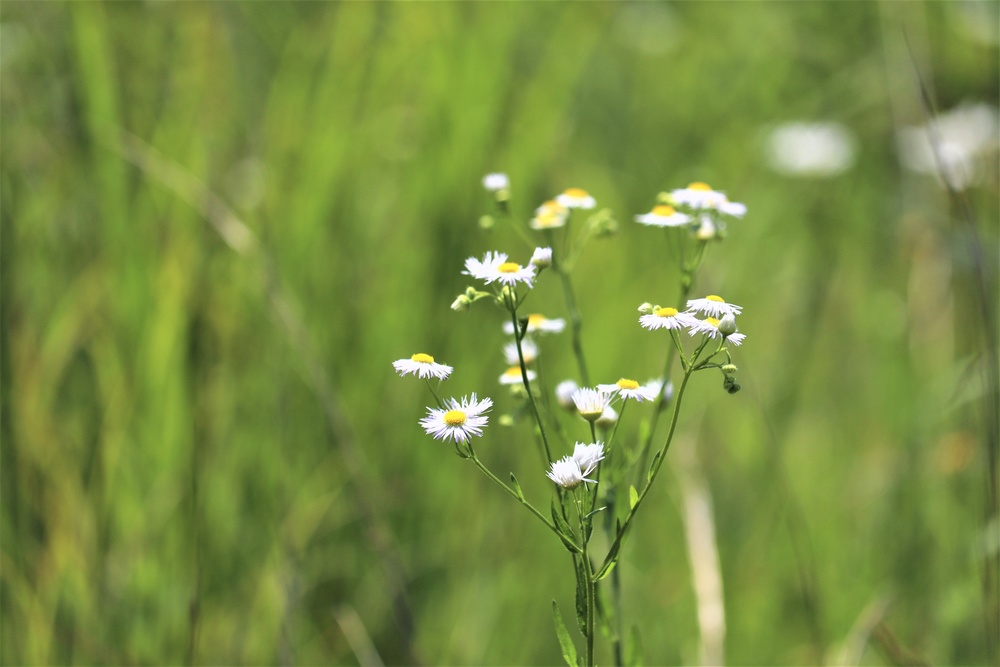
503;313;566;336
530;200;569;229
555;187;596;210
482;173;510;192
503;338;538;366
572;387;613;422
573;442;605;474
597;378;659;403
635;204;692;228
639;305;699;331
687;317;747;346
530;246;553;269
685;294;742;318
499;365;537;385
420;394;492;443
393;353;453;380
671;182;745;218
546;456;595;489
464;251;535;288
643;378;673;403
555;380;580;410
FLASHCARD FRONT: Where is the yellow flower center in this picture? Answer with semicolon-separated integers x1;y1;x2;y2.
688;182;713;191
705;317;720;328
540;199;566;213
655;307;679;318
411;353;434;363
527;314;545;326
706;295;724;303
652;205;677;216
498;262;521;274
444;410;467;426
617;379;639;390
503;366;522;378
534;212;563;228
563;187;590;198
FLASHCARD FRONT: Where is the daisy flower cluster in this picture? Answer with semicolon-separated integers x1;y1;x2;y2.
635;181;746;240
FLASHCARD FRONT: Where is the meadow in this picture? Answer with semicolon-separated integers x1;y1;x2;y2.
2;1;998;665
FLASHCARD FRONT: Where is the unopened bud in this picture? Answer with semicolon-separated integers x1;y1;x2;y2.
719;314;737;336
451;294;471;311
530;246;552;269
637;302;654;315
498;414;515;427
721;364;738;376
479;215;495;231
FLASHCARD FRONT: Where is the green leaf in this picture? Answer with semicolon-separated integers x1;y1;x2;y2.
594;559;617;581
551;500;581;553
574;560;588;636
552;601;579;667
647;450;662;482
629;485;639;510
625;624;644;667
584;506;606;520
509;473;525;500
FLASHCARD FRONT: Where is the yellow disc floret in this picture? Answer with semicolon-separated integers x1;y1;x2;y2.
617;379;639;390
706;295;724;303
563;187;590;198
411;353;434;364
652;205;677;216
705;317;720;328
655;307;679;317
688;182;713;191
498;262;521;273
444;410;468;426
527;314;545;326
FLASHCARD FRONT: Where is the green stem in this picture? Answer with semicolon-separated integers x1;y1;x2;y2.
507;293;555;464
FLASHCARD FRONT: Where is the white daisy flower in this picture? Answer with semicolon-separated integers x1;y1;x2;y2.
671;182;746;218
393;353;453;380
639;305;699;331
530;246;552;269
546;456;594;489
555;187;597;210
634;204;692;228
463;251;536;287
643;378;673;402
482;173;510;192
687;317;747;346
597;378;659;403
503;339;538;366
595;405;618;428
499;365;537;385
685;294;743;318
530;200;569;229
694;215;718;240
503;313;567;336
572;442;605;476
420;394;492;443
555;380;580;410
572;387;613;422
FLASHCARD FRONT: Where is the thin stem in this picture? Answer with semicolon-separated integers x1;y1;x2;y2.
424;378;444;409
574;493;597;667
507;293;555;464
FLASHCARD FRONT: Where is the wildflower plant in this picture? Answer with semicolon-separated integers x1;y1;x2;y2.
394;173;750;666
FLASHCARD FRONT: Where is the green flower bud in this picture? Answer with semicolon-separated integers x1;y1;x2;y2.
719;314;737;336
637;302;655;315
478;215;495;231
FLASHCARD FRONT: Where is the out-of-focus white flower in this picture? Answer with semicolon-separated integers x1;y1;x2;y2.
635;204;692;228
572;387;612;422
595;405;618;428
503;339;538;366
644;378;673;403
556;380;580;410
420;394;492;443
530;246;553;269
639;306;699;331
503;313;566;336
671;183;746;218
556;187;597;210
597;378;658;403
464;251;536;287
897;102;999;190
393;353;453;380
530;200;569;229
764;121;856;178
482;173;510;192
499;365;537;385
686;295;742;318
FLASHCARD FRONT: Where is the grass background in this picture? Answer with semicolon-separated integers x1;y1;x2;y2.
2;1;998;665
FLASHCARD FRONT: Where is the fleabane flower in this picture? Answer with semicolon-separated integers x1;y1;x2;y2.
671;182;746;218
639;305;699;331
530;200;569;229
556;187;596;210
499;365;537;385
686;294;742;318
572;387;613;422
555;380;580;410
393;353;453;380
482;173;510;192
635;204;692;228
572;442;605;476
643;378;673;403
687;317;747;346
546;456;594;489
503;313;566;336
597;378;658;403
503;339;538;366
530;246;552;269
464;251;535;287
420;394;492;443
595;405;618;428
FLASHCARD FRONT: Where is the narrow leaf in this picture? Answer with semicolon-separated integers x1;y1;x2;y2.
509;473;525;500
629;485;639;510
647;450;662;482
552;601;579;667
594;559;617;581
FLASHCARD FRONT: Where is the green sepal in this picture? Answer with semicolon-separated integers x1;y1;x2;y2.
552;601;579;667
509;473;525;501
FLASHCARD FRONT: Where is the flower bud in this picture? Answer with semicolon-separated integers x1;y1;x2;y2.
637;302;654;315
482;173;509;192
719;314;737;336
530;246;552;269
451;294;471;311
478;214;495;231
721;364;738;376
498;414;515;428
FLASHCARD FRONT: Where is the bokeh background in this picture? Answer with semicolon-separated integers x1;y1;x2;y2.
2;1;998;665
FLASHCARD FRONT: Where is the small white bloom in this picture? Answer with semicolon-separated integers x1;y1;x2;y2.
420;394;492;443
572;387;613;422
556;380;579;410
639;306;699;331
530;200;569;229
572;442;605;476
546;456;594;489
503;338;538;366
499;365;537;385
597;378;658;403
687;317;747;346
503;313;566;336
671;182;746;218
393;353;453;380
464;251;536;287
897;102;999;190
765;122;856;178
595;405;618;428
530;246;553;269
482;173;510;192
643;378;673;402
635;204;692;228
686;294;742;318
555;187;597;210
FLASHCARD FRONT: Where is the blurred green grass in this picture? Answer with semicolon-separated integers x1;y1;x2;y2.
2;1;998;665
